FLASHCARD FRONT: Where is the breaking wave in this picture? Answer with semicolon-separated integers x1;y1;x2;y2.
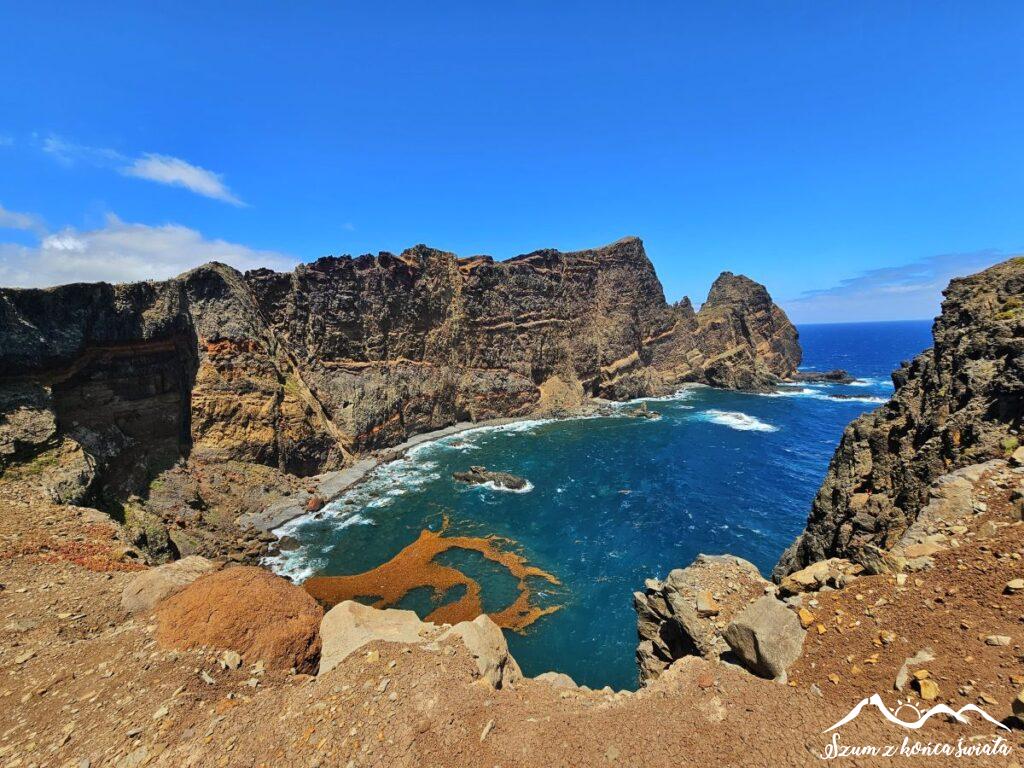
766;388;888;405
697;409;779;432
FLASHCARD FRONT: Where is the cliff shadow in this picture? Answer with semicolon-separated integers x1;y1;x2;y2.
49;333;200;515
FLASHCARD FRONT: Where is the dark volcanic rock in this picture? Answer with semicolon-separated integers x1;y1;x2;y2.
774;257;1024;579
0;237;799;549
452;466;529;491
787;369;854;384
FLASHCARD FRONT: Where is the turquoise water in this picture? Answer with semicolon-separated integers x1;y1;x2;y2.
270;320;933;690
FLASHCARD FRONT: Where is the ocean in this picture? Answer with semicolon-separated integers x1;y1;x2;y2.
269;320;934;691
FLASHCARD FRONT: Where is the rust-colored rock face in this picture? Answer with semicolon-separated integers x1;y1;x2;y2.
154;566;323;673
774;257;1024;578
0;237;799;524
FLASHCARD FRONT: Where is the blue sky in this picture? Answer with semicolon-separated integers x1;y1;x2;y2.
1;2;1021;322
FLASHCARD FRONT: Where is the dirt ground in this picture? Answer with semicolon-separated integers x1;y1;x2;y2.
3;464;1024;767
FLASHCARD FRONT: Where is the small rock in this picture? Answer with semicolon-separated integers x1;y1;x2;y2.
1013;690;1024;718
479;718;494;743
985;635;1011;646
695;591;720;617
916;678;940;700
152;705;169;720
797;608;815;629
1005;579;1024;594
220;650;242;670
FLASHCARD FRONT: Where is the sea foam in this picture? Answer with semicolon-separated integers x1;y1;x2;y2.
698;409;779;432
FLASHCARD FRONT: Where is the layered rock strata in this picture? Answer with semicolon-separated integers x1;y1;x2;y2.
775;257;1024;577
0;237;800;558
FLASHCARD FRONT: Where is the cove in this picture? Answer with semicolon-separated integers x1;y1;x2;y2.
269;320;933;691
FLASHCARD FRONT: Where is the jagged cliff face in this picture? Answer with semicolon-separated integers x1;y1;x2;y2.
774;257;1024;578
0;237;799;511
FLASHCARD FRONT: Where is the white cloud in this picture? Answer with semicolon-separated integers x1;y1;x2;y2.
784;250;1012;323
122;153;244;206
40;134;244;205
0;214;294;288
0;204;46;234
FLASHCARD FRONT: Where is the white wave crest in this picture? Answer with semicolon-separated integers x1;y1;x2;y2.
473;479;535;494
764;388;887;405
266;512;375;583
699;409;778;432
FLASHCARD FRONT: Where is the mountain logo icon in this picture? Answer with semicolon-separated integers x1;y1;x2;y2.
825;694;1009;733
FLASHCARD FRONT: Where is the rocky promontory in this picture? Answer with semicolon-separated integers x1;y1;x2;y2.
775;257;1024;577
0;236;799;560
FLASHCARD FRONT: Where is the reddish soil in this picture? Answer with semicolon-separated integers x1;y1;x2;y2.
2;465;1024;766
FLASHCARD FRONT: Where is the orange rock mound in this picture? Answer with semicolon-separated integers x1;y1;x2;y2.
154;566;323;673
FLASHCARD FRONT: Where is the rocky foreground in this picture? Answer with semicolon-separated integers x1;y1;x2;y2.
3;447;1024;766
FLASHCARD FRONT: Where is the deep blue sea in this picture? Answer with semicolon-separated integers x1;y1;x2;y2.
270;320;933;691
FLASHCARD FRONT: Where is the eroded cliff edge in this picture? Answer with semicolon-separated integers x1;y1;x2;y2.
0;236;799;558
774;256;1024;578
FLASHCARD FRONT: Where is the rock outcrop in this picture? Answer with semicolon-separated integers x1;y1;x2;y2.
634;554;771;683
775;257;1024;578
318;600;520;688
0;237;799;558
722;595;805;683
452;465;529;491
154;566;323;673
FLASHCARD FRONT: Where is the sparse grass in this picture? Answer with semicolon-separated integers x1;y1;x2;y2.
1003;436;1020;456
4;447;60;479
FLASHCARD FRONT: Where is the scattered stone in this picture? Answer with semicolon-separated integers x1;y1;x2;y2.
985;635;1011;646
1005;579;1024;595
797;608;815;629
479;719;494;743
220;650;242;670
894;648;935;692
916;678;940;701
1013;690;1024;718
695;591;720;617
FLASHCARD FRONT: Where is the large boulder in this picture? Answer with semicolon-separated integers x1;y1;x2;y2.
318;601;436;676
722;596;805;682
634;554;770;683
120;555;220;614
440;614;521;688
318;600;521;689
154;566;322;673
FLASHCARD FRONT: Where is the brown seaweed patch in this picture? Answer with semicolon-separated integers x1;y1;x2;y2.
302;524;561;631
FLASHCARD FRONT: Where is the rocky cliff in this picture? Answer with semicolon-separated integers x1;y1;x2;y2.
774;257;1024;577
0;237;799;531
